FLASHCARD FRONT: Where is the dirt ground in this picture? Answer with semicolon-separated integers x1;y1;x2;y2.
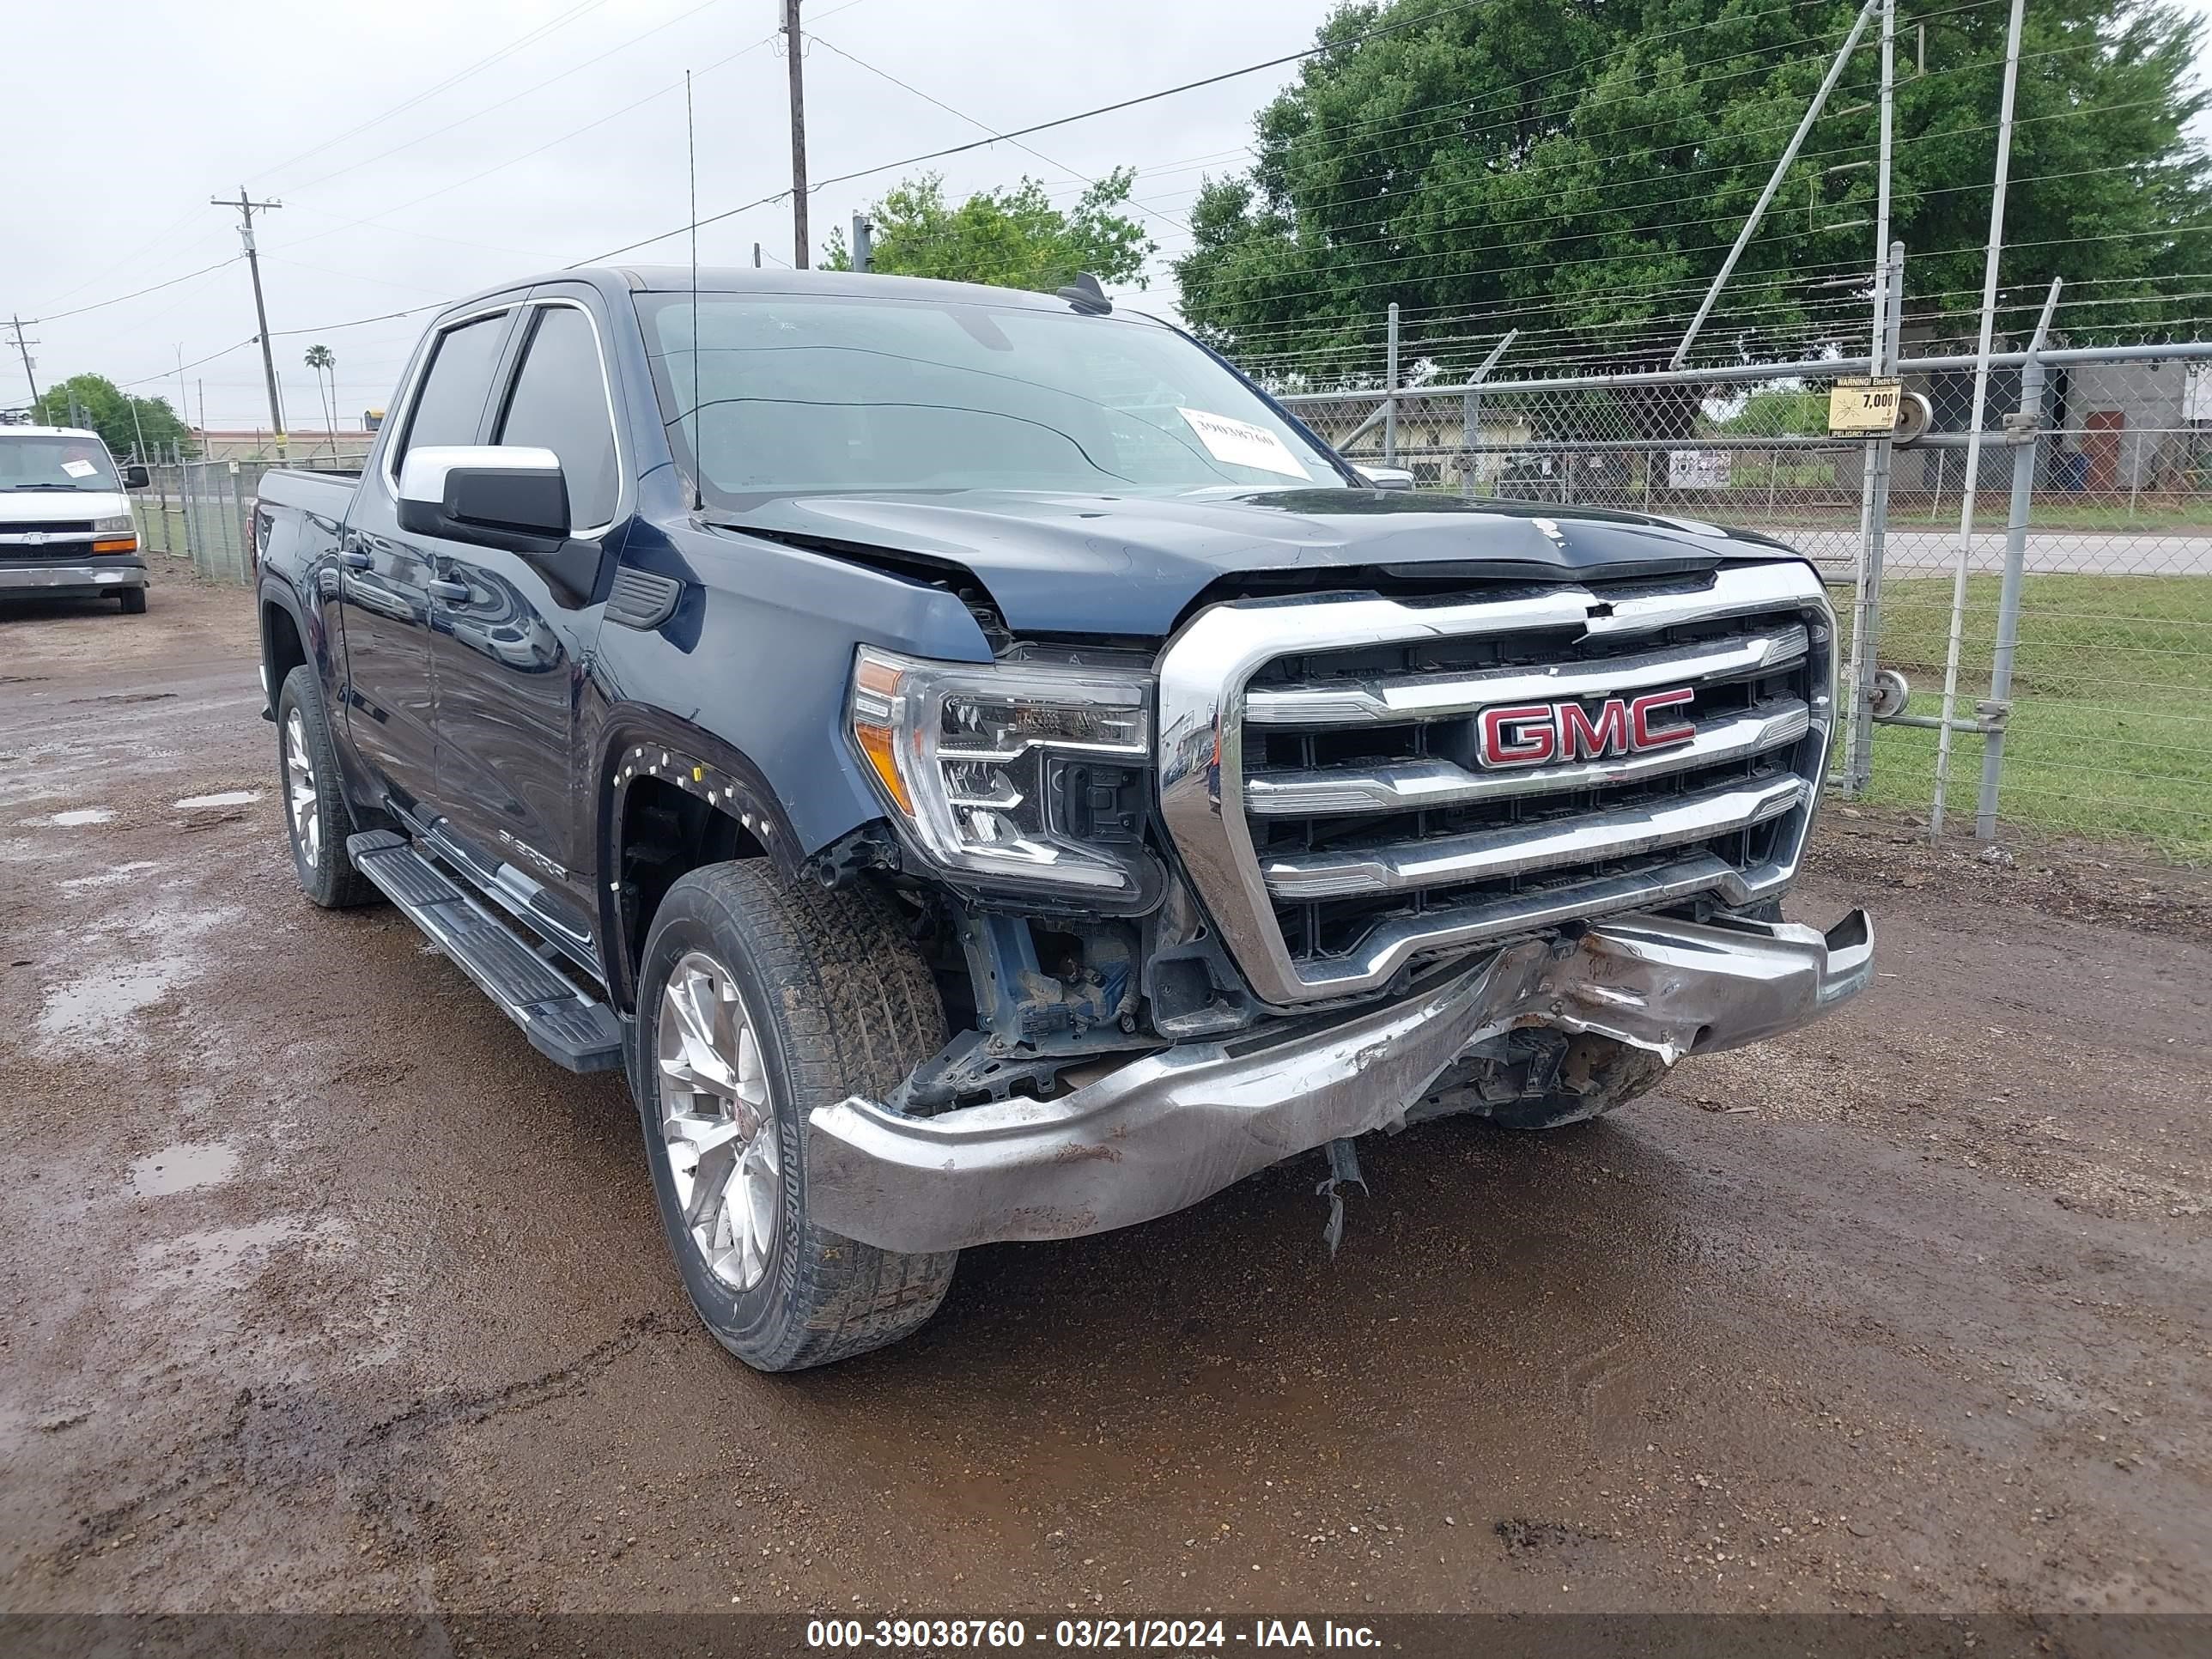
3;563;2209;1639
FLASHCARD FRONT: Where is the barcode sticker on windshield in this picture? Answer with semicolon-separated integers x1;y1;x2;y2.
60;459;97;477
1176;407;1311;479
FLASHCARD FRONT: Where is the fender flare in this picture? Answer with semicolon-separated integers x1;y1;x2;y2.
255;574;320;708
594;708;813;1007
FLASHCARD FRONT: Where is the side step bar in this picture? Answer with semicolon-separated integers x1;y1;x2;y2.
347;830;624;1073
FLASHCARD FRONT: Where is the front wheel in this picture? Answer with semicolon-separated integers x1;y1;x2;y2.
118;587;147;615
636;862;957;1371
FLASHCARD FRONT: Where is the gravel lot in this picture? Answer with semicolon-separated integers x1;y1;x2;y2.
3;564;2209;1638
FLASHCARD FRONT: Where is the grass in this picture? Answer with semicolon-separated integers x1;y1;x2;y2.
1844;574;2212;863
131;502;248;579
1745;497;2212;533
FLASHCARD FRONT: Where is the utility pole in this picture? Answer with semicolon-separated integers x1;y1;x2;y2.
6;315;38;408
211;186;289;460
782;0;809;268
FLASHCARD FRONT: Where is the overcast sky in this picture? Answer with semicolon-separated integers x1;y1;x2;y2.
9;0;2212;434
4;0;1343;433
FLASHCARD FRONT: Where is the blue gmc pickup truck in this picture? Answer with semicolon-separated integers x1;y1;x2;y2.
253;266;1871;1370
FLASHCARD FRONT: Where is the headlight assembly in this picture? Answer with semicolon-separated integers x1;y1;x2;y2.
848;646;1162;907
94;514;135;534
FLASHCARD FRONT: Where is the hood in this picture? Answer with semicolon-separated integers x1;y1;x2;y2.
714;487;1807;636
0;489;129;526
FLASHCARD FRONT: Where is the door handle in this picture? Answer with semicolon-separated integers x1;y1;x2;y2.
338;549;371;569
426;579;470;604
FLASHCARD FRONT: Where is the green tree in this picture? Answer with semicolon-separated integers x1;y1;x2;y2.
32;374;195;459
1707;386;1829;435
823;169;1154;290
1176;0;2212;392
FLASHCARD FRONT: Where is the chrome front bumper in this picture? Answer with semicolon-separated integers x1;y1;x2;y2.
807;906;1873;1254
0;558;146;592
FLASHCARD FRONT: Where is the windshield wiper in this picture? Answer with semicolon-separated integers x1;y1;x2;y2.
1;483;88;491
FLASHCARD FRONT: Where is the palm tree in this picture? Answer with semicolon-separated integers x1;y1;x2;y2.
303;344;337;458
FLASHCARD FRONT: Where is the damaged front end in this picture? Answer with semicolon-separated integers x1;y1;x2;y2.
804;906;1871;1255
811;553;1871;1254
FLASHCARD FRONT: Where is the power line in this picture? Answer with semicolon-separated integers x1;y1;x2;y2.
116;338;258;391
580;0;1504;264
273;38;777;263
25;257;242;325
253;0;614;185
1160;0;2014;228
284;0;732;196
1166;97;2206;323
808;34;1190;235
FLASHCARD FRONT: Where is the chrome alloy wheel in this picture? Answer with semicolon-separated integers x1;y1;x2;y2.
656;950;780;1292
283;707;319;869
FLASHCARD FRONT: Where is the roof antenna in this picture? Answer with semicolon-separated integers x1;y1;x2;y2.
1056;271;1111;315
686;68;703;512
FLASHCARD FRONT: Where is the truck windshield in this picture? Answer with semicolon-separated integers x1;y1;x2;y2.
635;290;1346;502
0;435;124;492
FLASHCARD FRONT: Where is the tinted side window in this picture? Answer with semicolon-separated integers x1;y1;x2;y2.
497;305;618;529
399;313;508;460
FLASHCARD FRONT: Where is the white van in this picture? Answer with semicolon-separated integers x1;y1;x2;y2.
0;426;149;613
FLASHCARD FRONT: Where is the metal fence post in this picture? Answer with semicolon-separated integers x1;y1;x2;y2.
1382;302;1400;466
1974;277;2063;841
1460;388;1478;499
1452;330;1515;499
180;455;200;572
1930;0;2029;838
228;462;247;581
1845;242;1905;795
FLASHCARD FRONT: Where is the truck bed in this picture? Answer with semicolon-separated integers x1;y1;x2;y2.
258;468;361;509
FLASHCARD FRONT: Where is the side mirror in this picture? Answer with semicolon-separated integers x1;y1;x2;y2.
121;464;150;489
397;445;568;544
1354;464;1416;491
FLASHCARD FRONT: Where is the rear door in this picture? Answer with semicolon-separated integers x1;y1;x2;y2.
423;292;623;950
339;305;515;812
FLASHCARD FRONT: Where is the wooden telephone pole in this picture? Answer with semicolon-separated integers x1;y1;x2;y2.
211;187;289;459
6;315;38;407
783;0;809;268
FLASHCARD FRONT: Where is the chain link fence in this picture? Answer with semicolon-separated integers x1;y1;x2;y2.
131;449;368;586
1277;343;2212;864
110;343;2212;863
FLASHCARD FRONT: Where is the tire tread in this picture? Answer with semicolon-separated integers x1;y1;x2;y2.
277;665;379;909
668;863;954;1370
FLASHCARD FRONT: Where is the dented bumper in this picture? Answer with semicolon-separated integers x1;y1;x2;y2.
806;908;1873;1254
0;556;146;596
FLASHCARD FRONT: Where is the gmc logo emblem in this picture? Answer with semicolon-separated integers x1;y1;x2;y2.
1477;688;1697;769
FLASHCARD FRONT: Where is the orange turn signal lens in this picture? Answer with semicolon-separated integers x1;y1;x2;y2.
855;721;912;814
94;536;138;554
851;654;913;815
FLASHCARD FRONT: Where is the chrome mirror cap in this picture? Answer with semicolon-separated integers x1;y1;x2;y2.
396;444;560;506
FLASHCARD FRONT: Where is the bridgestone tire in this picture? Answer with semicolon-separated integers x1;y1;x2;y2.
276;665;378;909
636;862;957;1371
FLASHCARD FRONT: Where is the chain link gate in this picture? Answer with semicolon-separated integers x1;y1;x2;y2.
129;448;369;587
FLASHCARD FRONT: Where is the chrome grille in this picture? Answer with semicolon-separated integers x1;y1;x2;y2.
1155;561;1835;1007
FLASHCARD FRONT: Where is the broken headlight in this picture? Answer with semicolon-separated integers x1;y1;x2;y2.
848;646;1162;907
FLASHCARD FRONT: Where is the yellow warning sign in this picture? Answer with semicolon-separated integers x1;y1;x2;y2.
1828;377;1903;435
